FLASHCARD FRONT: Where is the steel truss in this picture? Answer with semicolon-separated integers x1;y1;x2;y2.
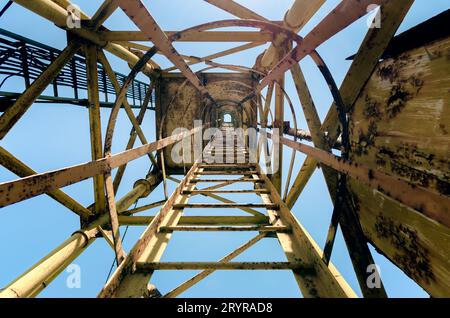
1;0;446;298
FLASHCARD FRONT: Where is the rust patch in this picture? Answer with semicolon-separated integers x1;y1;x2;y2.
375;215;435;284
353;122;378;156
389;159;431;189
363;95;382;120
408;75;425;94
385;84;411;118
377;64;399;83
436;179;450;196
376;144;449;195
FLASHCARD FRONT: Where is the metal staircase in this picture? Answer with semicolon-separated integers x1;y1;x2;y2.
99;128;356;298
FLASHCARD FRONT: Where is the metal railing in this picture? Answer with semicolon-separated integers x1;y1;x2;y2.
0;28;153;108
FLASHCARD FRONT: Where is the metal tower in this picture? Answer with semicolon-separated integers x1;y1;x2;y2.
0;0;449;298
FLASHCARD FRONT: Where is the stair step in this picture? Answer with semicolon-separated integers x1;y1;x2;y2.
173;203;279;209
204;153;248;155
197;164;256;169
211;147;247;150
183;189;270;194
194;171;257;175
190;178;263;183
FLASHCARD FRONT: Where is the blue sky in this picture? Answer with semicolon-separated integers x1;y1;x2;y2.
0;0;448;298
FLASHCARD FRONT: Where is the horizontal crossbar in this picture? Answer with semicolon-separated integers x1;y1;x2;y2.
135;262;313;272
183;189;270;194
194;171;257;175
173;203;279;209
159;225;289;233
119;215;270;226
190;178;263;183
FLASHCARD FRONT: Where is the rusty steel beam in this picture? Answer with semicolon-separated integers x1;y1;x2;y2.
112;82;155;193
203;0;323;71
120;199;166;215
85;44;106;214
164;42;265;72
163;233;267;298
255;0;386;93
0;227;98;298
0;171;161;298
204;0;268;21
90;0;120;29
119;216;269;226
289;60;386;297
118;0;216;102
98;163;203;297
260;0;325;69
284;0;416;211
104;172;126;265
159;225;288;233
51;0;159;71
98;142;216;297
173;203;279;209
263;131;450;228
135;261;310;271
0;126;202;208
322;1;415;144
272;60;285;193
285;156;317;209
168;172;267;218
97;50;157;168
0;146;92;219
99;30;272;42
255;168;357;297
12;0;157;75
285;61;330;209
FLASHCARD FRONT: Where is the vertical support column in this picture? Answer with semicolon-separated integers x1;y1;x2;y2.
272;48;284;193
84;44;106;214
259;83;274;174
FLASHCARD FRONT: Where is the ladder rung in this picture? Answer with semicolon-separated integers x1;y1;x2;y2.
159;225;289;233
183;189;270;194
210;148;247;151
173;203;279;209
205;152;249;155
202;158;250;164
190;178;263;183
135;261;312;272
204;156;249;158
199;167;256;172
210;151;247;153
194;171;257;175
198;163;256;168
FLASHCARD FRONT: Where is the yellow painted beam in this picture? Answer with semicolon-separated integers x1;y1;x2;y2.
84;44;106;215
0;146;92;218
13;0;156;75
99;30;273;42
